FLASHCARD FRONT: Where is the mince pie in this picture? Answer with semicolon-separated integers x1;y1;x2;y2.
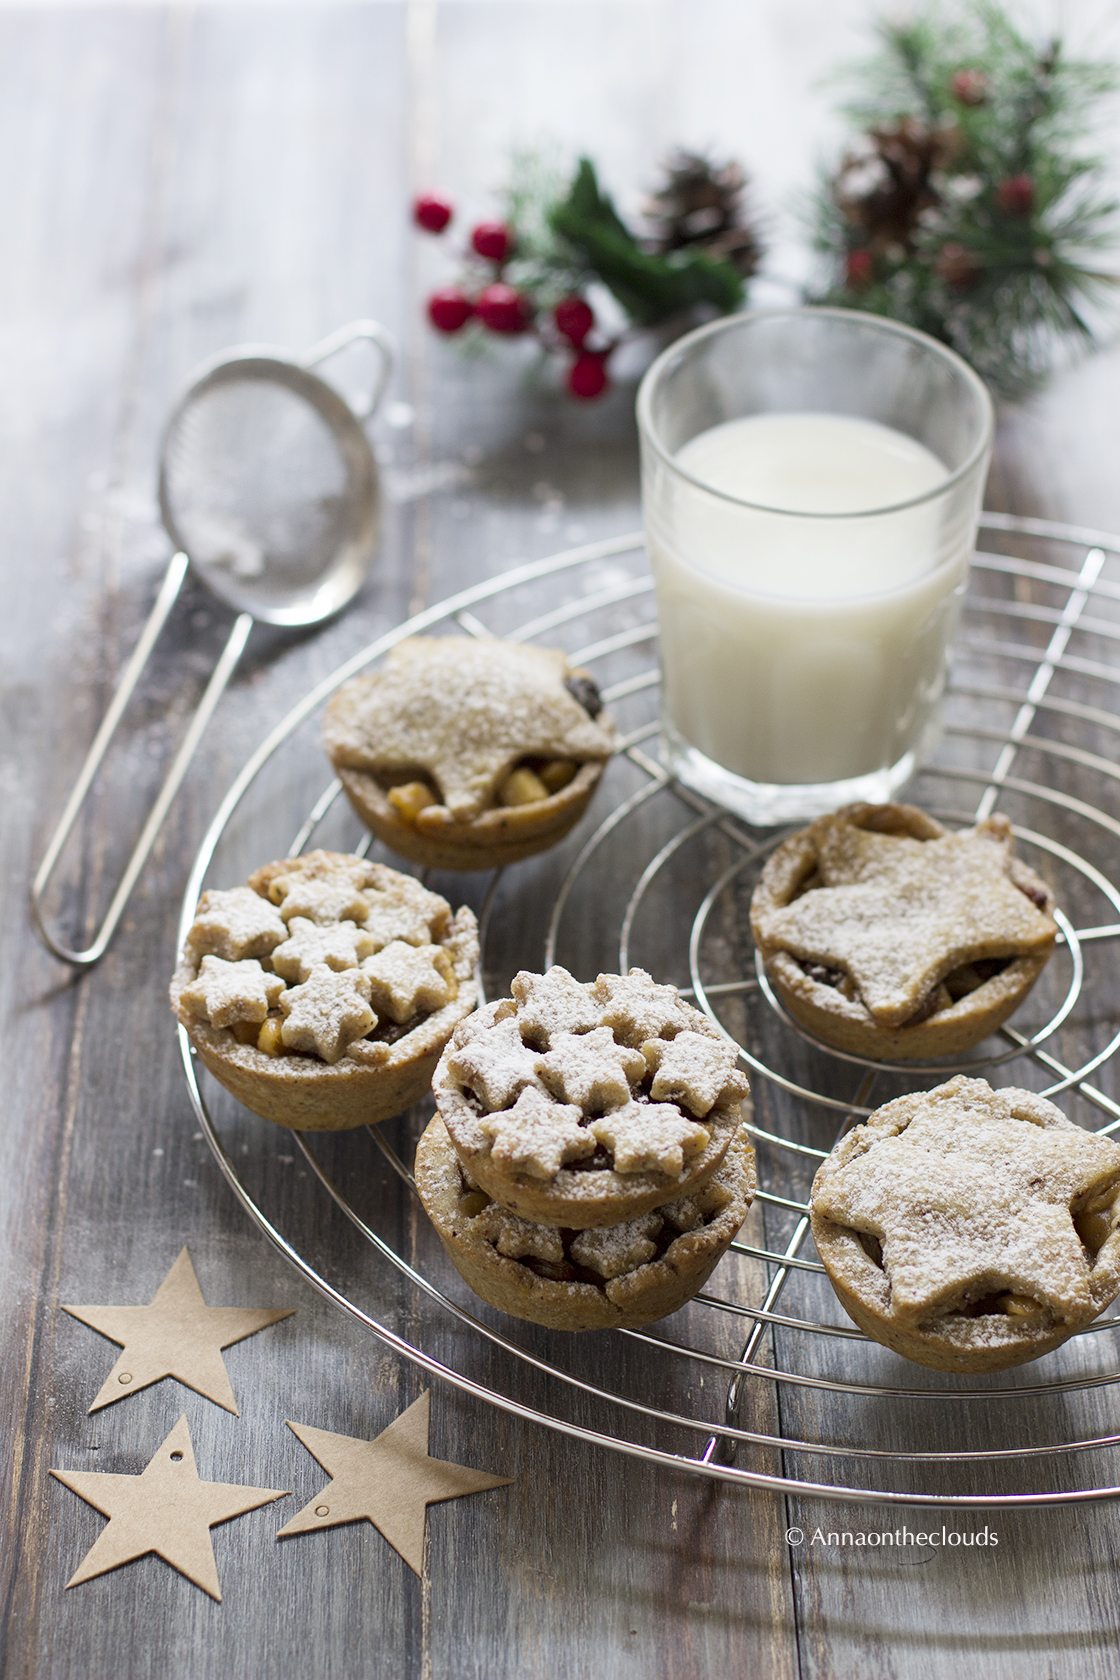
170;850;478;1130
416;1115;755;1331
750;802;1057;1059
432;966;750;1228
322;636;616;870
810;1076;1120;1372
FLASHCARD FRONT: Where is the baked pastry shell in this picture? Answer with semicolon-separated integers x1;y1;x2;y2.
810;1207;1120;1373
750;802;1057;1060
416;1115;756;1331
433;1043;745;1229
336;759;605;872
171;897;479;1133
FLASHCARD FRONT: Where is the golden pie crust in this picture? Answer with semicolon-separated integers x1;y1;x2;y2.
810;1076;1120;1372
322;636;616;870
750;802;1057;1059
432;966;750;1229
417;1114;756;1331
170;850;479;1131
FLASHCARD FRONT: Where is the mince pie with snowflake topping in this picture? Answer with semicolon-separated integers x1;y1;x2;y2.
322;636;616;870
750;802;1057;1059
432;966;750;1228
171;850;478;1131
415;1115;756;1330
810;1076;1120;1372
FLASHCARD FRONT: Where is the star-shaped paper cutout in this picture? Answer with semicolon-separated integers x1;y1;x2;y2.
814;1079;1120;1323
51;1415;286;1600
271;916;375;982
642;1030;748;1117
63;1248;295;1414
762;816;1055;1027
537;1027;645;1113
179;956;286;1029
279;964;375;1062
277;1392;512;1575
362;940;454;1023
324;638;614;819
445;1014;547;1110
591;969;694;1046
187;887;288;962
478;1085;594;1179
590;1099;710;1177
508;965;602;1042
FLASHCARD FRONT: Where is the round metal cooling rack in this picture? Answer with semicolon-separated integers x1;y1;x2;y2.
178;512;1120;1509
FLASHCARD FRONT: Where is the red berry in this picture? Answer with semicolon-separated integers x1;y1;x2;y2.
935;242;981;288
950;68;988;106
414;193;454;234
553;295;595;347
567;352;609;400
475;282;532;335
995;174;1035;216
471;221;513;263
845;249;875;290
427;287;473;333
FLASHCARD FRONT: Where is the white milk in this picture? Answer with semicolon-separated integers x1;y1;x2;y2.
649;412;964;788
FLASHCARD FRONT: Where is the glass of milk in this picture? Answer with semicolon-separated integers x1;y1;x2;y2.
637;308;993;825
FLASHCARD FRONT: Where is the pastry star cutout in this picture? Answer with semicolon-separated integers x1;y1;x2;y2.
478;1084;594;1179
279;964;375;1062
445;1014;546;1111
537;1027;645;1112
591;969;694;1045
814;1081;1120;1323
324;638;614;819
362;939;454;1023
187;886;288;962
508;965;602;1041
180;956;286;1029
590;1099;710;1177
63;1247;295;1414
277;1392;512;1576
51;1415;286;1600
271;916;375;981
642;1030;747;1117
764;818;1055;1027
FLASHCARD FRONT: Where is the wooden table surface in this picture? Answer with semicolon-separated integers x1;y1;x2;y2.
6;4;1120;1676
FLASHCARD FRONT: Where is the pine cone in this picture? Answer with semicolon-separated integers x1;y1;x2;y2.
644;150;762;277
835;119;963;255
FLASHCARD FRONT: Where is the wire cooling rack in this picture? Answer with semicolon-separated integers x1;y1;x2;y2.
178;512;1120;1509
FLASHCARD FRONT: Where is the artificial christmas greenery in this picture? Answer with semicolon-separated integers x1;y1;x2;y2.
416;153;761;398
809;2;1118;398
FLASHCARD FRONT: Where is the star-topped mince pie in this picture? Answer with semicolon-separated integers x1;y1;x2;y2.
322;636;616;871
170;850;478;1131
432;966;750;1228
750;802;1057;1059
415;1114;756;1331
810;1076;1120;1372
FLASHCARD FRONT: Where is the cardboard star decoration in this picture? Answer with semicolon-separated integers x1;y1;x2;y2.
63;1247;295;1414
51;1415;287;1601
277;1391;512;1575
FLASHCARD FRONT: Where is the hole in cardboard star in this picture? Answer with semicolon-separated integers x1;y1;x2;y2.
315;1505;330;1516
170;1451;183;1461
118;1373;132;1384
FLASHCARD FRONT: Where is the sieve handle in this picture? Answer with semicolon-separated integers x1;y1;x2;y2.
301;319;396;423
30;561;253;968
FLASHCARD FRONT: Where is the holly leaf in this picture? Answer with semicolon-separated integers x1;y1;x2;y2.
549;158;744;327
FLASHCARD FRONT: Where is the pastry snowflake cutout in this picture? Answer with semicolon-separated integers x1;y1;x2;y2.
279;965;375;1064
444;1015;547;1111
642;1031;748;1118
590;1100;710;1177
186;888;288;963
322;637;615;819
271;917;375;983
537;1028;645;1114
478;1086;594;1180
180;956;286;1029
813;1077;1120;1324
361;941;455;1024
